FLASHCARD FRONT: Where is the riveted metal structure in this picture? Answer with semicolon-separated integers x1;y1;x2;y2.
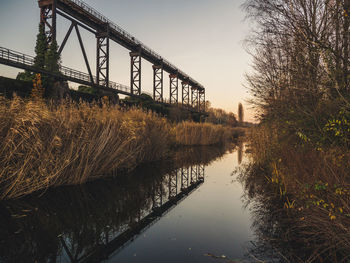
168;170;178;199
130;51;141;95
199;89;206;112
181;167;189;190
169;73;178;104
198;165;205;181
191;88;199;110
3;0;208;111
39;0;57;44
190;166;198;184
182;81;190;105
153;64;163;102
152;184;163;210
96;25;110;87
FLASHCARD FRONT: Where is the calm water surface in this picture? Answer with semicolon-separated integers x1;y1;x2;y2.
0;144;256;262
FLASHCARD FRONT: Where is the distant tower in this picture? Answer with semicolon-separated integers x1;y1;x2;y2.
238;103;244;123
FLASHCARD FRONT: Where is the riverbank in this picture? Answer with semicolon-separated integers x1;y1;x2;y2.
0;96;244;199
241;124;350;261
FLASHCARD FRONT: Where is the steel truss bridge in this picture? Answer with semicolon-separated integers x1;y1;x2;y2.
0;0;206;111
59;165;205;262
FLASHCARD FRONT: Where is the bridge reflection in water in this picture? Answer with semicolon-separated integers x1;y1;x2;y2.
78;165;205;263
0;155;214;262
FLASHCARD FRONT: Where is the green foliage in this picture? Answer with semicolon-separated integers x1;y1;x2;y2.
324;109;350;147
16;71;33;82
78;85;97;95
45;40;61;73
34;24;48;69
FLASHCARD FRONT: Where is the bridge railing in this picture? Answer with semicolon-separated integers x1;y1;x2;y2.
64;0;203;89
0;47;36;66
0;46;132;93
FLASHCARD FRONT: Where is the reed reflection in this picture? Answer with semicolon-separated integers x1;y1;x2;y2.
0;145;229;263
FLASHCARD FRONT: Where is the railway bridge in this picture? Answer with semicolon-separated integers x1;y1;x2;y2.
0;0;206;112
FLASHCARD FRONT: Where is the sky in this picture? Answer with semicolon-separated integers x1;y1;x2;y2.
0;0;254;121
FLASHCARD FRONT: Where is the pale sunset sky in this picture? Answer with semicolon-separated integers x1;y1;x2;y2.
0;0;254;121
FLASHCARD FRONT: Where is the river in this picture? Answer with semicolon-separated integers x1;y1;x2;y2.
0;143;258;262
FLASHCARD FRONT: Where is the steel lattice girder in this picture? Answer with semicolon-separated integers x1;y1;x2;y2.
153;65;163;102
152;184;163;209
169;74;178;104
198;165;205;180
191;166;198;183
130;51;141;95
96;27;109;87
191;88;199;110
181;167;189;190
199;89;206;112
168;169;178;199
181;81;190;105
39;0;57;44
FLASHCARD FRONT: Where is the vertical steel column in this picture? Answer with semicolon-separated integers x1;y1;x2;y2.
191;88;199;110
182;81;190;106
152;185;163;210
168;169;178;199
96;25;109;87
191;166;199;184
169;74;178;104
130;51;141;95
199;89;206;112
153;64;163;102
181;167;189;190
198;165;205;181
38;0;57;44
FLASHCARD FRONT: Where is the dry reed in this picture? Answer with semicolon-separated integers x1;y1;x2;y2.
0;96;240;199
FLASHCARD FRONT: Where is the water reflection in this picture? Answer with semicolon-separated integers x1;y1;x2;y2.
0;145;230;263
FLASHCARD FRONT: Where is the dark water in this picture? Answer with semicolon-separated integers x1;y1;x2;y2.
0;144;256;263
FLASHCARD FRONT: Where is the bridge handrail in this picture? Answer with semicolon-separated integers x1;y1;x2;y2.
65;0;203;89
0;46;131;93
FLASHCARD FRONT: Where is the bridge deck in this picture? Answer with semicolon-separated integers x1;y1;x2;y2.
55;0;204;91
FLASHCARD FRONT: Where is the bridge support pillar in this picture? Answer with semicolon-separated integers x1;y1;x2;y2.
38;0;57;44
130;51;141;95
199;89;206;112
190;166;198;184
169;74;178;104
181;167;189;190
168;169;178;199
153;65;163;102
191;88;199;110
152;185;163;210
198;165;205;181
182;81;190;106
96;26;110;87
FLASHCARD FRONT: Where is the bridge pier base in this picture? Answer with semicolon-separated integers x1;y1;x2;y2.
153;65;163;102
130;51;141;95
169;74;178;104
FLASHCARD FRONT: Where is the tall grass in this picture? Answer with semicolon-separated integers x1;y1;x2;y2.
175;121;245;146
0;96;170;199
244;124;350;261
0;96;240;199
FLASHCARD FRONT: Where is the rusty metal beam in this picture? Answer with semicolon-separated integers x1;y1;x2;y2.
130;51;141;95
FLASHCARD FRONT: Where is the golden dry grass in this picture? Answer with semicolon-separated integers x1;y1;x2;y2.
245;124;350;260
175;121;245;146
0;96;240;199
0;96;170;199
